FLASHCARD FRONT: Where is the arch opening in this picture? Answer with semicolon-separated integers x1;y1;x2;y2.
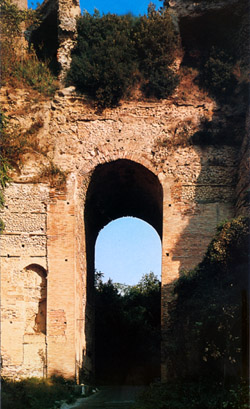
95;216;162;285
84;159;163;383
94;217;162;384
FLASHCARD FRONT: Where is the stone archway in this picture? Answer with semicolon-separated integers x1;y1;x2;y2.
84;159;163;379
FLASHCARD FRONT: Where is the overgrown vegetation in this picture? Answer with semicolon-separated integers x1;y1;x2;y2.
67;5;179;108
95;272;161;384
134;216;249;408
133;379;249;409
0;112;14;233
1;376;81;409
166;216;249;381
0;110;67;233
0;0;58;96
180;0;249;102
202;47;237;99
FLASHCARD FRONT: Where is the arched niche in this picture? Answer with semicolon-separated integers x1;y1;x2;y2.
23;264;47;335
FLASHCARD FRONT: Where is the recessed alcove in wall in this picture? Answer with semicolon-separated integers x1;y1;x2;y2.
23;264;47;335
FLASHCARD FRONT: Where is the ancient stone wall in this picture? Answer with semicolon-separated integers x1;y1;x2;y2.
0;0;248;382
0;83;242;379
1;184;49;378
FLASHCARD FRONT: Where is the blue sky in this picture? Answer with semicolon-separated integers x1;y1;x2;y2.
79;0;162;15
95;217;162;285
28;0;163;15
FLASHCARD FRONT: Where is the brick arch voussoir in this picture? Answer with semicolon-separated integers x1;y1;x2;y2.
79;152;159;180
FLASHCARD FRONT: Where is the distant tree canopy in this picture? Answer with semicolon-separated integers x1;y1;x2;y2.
67;6;179;108
94;272;161;384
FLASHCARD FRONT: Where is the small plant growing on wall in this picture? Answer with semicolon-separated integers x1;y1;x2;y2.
0;112;14;233
38;161;68;188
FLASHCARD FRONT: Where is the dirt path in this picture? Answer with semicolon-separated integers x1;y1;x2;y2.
71;386;145;409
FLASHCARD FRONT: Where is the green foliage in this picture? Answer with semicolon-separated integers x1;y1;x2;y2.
180;0;248;102
1;376;81;409
95;272;161;384
165;216;249;381
14;53;58;96
0;0;58;96
133;219;249;407
67;11;137;108
202;47;237;99
133;4;179;98
133;379;249;409
0;0;35;37
0;111;14;233
67;6;179;108
141;65;179;99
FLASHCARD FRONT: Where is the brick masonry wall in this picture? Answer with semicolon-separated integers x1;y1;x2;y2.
0;184;49;378
0;84;245;380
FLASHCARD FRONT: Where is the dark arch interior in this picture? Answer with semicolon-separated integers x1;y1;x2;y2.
85;159;163;284
85;159;162;237
84;159;163;382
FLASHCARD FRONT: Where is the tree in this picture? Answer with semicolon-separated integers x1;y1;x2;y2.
165;216;249;382
67;11;137;109
67;6;179;107
94;272;161;384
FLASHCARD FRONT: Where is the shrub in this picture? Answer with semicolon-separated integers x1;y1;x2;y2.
133;217;249;408
133;380;249;409
67;6;179;108
15;52;58;96
1;377;81;409
67;11;137;108
165;217;249;381
0;0;58;96
95;272;161;384
133;4;179;98
202;47;237;99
